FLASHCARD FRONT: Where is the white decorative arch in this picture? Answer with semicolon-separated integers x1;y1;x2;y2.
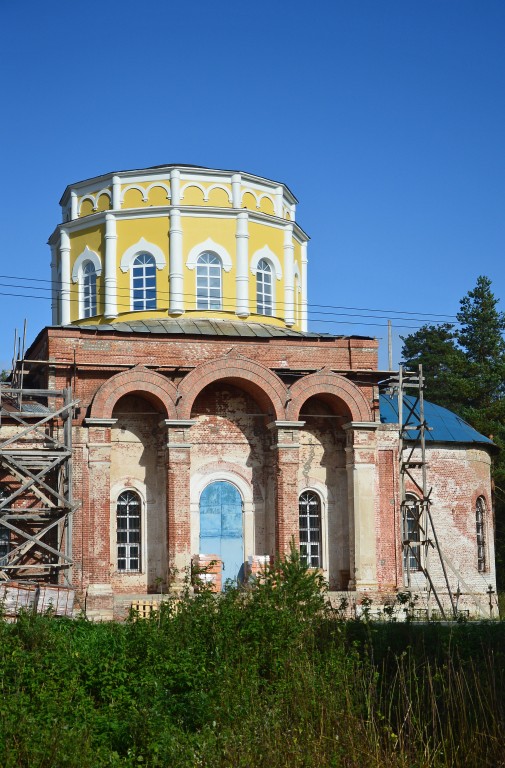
95;188;112;207
120;184;148;203
180;182;207;201
145;182;171;201
78;195;96;214
241;188;260;208
72;247;102;283
250;246;283;280
186;238;233;272
258;193;275;210
206;183;233;203
120;238;167;273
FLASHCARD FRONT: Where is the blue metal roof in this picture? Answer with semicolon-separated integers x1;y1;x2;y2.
379;394;494;447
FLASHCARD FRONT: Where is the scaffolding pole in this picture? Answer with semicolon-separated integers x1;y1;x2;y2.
0;384;79;582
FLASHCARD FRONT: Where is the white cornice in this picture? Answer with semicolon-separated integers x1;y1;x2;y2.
49;206;310;242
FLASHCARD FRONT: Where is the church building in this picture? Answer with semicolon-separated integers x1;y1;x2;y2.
11;164;497;617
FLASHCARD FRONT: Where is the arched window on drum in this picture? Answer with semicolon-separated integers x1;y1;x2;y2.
256;258;273;316
299;491;322;568
196;252;222;310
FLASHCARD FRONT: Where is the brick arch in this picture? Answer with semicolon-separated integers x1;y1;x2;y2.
90;367;177;420
177;357;286;420
286;373;373;423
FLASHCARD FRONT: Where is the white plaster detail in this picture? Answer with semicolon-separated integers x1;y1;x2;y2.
170;169;181;206
78;194;96;214
112;176;121;210
235;212;249;318
59;229;71;325
284;224;295;327
120;184;148;204
70;191;78;220
120;238;167;273
206;183;233;203
231;174;241;208
104;214;118;318
169;208;184;315
180;182;207;201
301;241;308;332
241;188;260;208
145;182;171;201
258;193;275;211
250;246;283;280
186;238;233;272
72;247;102;283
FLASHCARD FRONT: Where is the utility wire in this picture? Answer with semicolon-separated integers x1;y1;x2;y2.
0;273;459;321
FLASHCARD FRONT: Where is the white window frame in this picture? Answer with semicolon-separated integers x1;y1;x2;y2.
132;253;157;311
299;490;322;568
256;258;274;316
116;489;142;573
82;261;98;318
196;252;223;310
71;247;102;320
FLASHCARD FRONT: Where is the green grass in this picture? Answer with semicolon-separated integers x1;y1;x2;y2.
1;556;504;767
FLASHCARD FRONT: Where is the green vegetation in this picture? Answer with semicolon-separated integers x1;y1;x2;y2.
1;553;504;767
401;276;505;586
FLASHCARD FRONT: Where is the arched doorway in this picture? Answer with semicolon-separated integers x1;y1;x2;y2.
199;481;244;586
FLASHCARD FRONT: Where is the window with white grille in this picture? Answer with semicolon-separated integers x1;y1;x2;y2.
196;252;222;310
82;260;97;318
299;491;322;568
256;258;273;316
132;253;156;310
117;490;141;572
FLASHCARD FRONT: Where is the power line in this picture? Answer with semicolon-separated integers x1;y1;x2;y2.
0;273;459;321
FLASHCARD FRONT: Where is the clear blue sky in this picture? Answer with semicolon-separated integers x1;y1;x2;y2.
1;0;504;370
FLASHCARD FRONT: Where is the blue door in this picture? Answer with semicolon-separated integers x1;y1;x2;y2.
199;481;244;587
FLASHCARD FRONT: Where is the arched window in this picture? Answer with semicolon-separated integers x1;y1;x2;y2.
402;495;422;573
476;496;486;572
132;253;156;310
196;252;222;310
82;260;97;318
256;258;273;316
116;490;141;572
299;491;322;568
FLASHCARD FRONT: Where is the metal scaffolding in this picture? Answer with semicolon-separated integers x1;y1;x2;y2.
0;384;79;583
387;366;457;620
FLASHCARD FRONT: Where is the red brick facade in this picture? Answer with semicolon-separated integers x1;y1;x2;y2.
18;323;496;617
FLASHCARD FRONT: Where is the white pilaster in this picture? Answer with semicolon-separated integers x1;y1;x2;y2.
170;169;181;206
301;240;308;332
274;186;283;217
70;191;78;220
112;176;121;210
283;224;295;327
104;214;118;318
59;229;71;325
169;207;184;315
235;212;249;318
231;173;241;208
50;244;58;324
